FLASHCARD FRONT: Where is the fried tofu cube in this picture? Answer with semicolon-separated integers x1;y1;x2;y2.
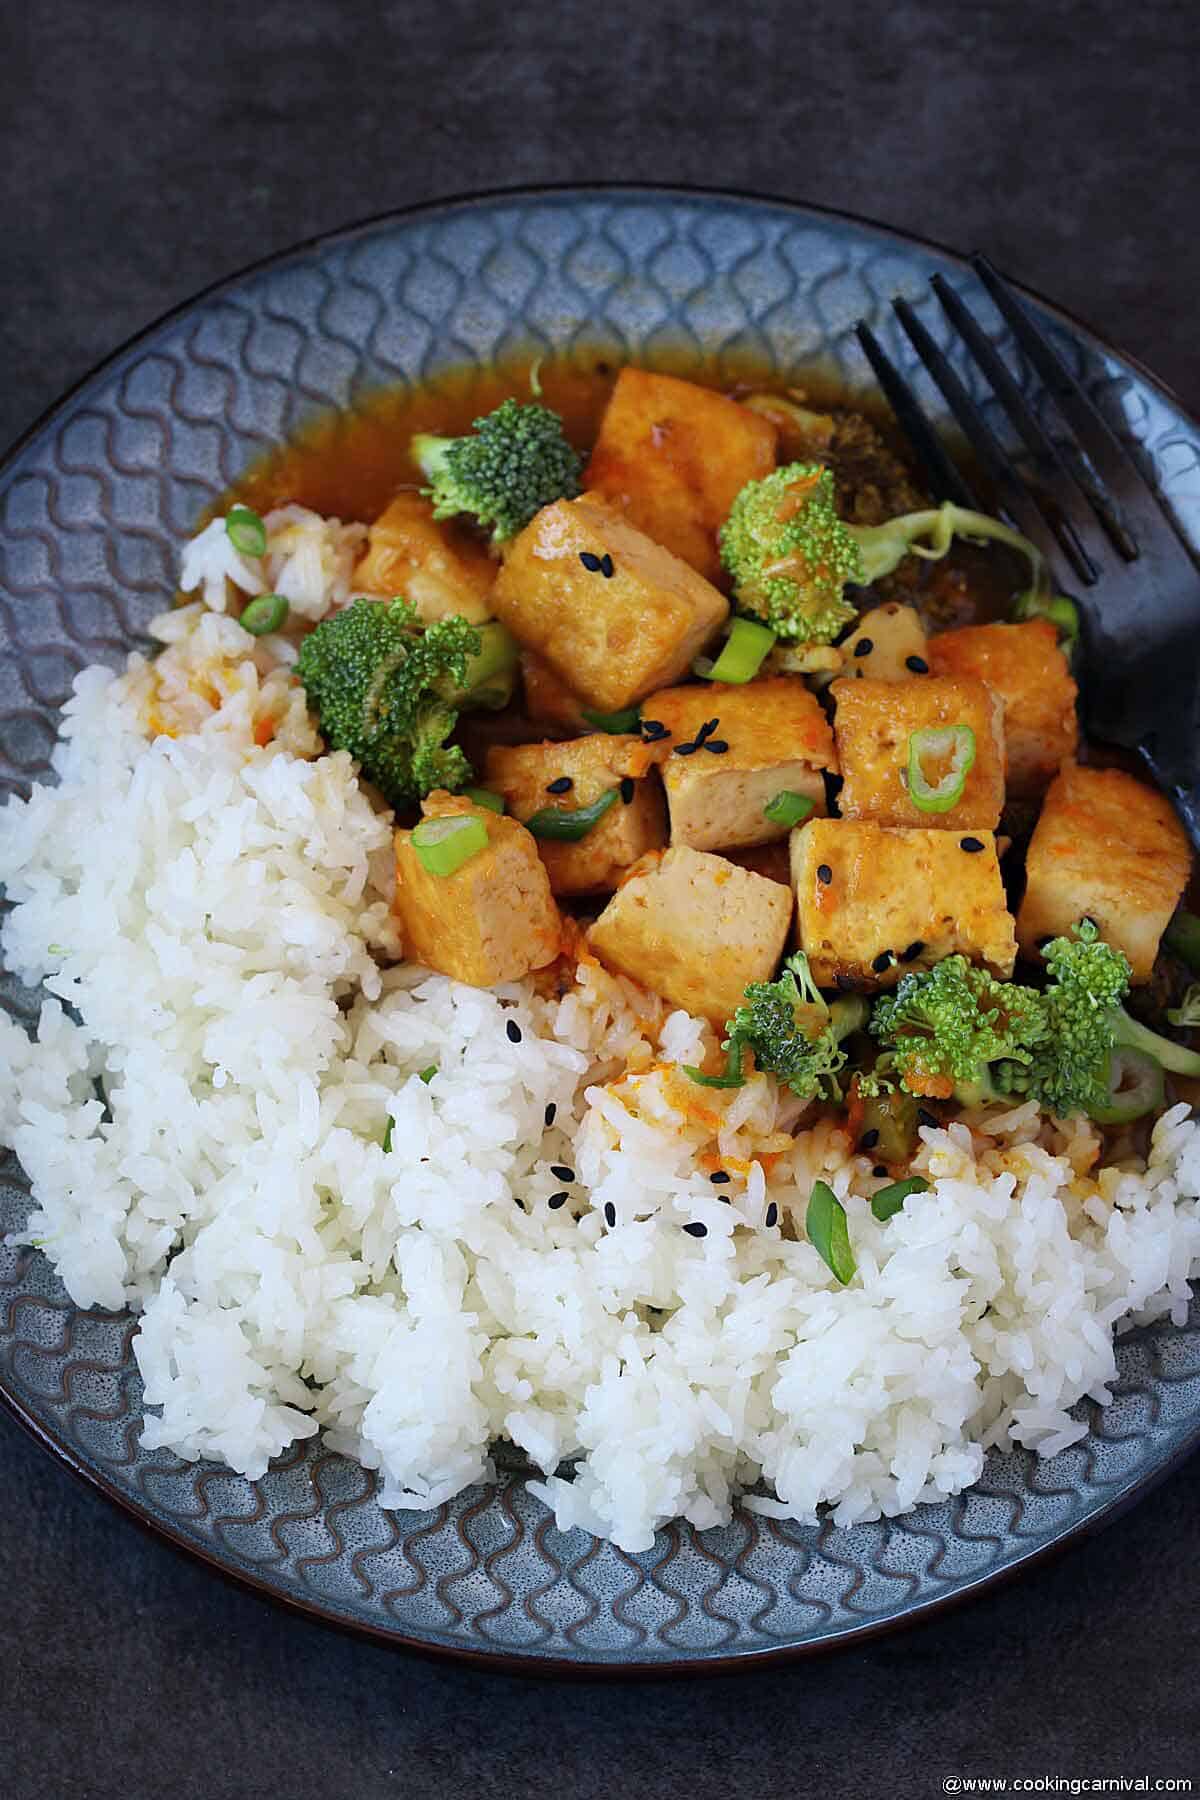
926;620;1079;799
640;677;836;852
722;840;794;885
584;369;778;583
353;493;495;623
484;734;667;896
832;673;1006;830
1016;762;1189;982
491;495;729;712
792;820;1017;988
587;846;793;1022
394;792;562;987
838;603;928;683
520;651;591;732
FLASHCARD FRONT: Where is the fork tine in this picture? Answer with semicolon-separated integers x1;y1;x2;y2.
854;322;981;510
972;255;1200;575
929;274;1102;585
892;298;1089;584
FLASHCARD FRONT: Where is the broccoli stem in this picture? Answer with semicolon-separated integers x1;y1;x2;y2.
1110;1007;1200;1077
850;503;1045;593
411;434;453;486
450;621;520;711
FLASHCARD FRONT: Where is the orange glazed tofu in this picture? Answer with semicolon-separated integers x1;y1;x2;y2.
394;793;561;988
490;495;729;712
584;369;778;583
1016;762;1190;982
927;620;1078;798
353;493;495;623
791;819;1017;989
484;734;667;896
640;677;836;851
588;846;793;1023
832;673;1006;830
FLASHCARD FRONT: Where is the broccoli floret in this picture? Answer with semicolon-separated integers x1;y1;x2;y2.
411;399;583;543
295;597;484;807
719;467;1052;646
864;957;1047;1103
725;952;868;1103
1030;919;1200;1117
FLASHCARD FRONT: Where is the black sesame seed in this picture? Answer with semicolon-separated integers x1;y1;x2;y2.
900;940;925;963
683;1221;708;1238
853;637;874;658
579;551;603;572
599;553;615;579
817;863;833;885
548;1191;569;1210
917;1108;939;1130
860;1128;880;1150
709;1171;732;1185
873;1165;889;1179
641;719;670;741
620;776;635;804
544;1102;557;1127
906;655;930;674
871;951;892;974
696;718;720;743
506;1019;523;1044
702;739;730;754
550;1165;575;1183
674;741;700;756
765;1202;779;1228
514;1196;527;1212
960;836;985;853
604;1201;617;1228
545;775;573;795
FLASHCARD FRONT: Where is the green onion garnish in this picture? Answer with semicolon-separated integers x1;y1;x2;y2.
870;1175;929;1222
419;1065;437;1084
763;790;816;829
581;705;641;734
239;593;289;636
1165;911;1200;977
1014;588;1081;656
525;788;619;841
464;787;504;813
906;724;976;814
382;1119;394;1152
411;814;489;876
704;617;777;685
683;1041;746;1090
806;1180;856;1284
226;505;267;558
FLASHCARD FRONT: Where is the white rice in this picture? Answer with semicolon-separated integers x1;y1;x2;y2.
3;597;1200;1552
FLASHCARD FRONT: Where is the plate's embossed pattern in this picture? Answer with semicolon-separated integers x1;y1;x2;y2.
2;190;1200;1667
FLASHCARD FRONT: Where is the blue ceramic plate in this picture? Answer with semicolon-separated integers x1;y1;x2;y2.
3;187;1199;1672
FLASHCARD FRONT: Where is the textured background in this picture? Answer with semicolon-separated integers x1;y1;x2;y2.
3;0;1199;1793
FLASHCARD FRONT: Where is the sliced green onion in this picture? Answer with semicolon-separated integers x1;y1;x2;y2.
1086;1047;1165;1125
226;505;267;558
525;788;619;841
382;1119;394;1153
870;1175;930;1222
763;790;816;829
411;813;489;876
683;1041;746;1090
464;786;504;813
1014;588;1081;655
239;593;289;636
704;618;777;685
806;1180;856;1284
1165;911;1200;977
581;705;641;734
419;1065;438;1084
906;724;976;814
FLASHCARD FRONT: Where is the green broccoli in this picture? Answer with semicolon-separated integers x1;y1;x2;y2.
1029;919;1200;1118
1167;984;1200;1029
411;399;583;543
864;956;1047;1103
296;597;494;806
719;464;1058;646
724;952;868;1103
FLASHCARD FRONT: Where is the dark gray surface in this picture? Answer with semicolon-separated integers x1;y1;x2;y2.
2;0;1198;1792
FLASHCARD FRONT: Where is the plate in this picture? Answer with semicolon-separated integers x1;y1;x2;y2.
3;185;1200;1672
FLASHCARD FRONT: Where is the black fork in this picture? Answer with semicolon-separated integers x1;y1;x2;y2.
856;255;1200;846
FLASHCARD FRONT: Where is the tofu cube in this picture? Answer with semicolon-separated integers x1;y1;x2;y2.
484;734;667;896
491;495;729;712
832;673;1006;830
584;368;778;583
353;493;495;623
838;603;928;683
394;792;562;987
722;840;794;885
587;846;793;1023
640;676;836;851
1016;762;1189;982
520;651;590;732
792;819;1017;988
926;619;1079;799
